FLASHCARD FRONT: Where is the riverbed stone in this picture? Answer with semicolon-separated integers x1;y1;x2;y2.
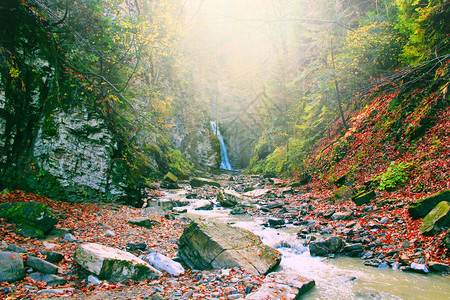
409;190;450;220
178;221;281;275
28;273;66;286
244;272;315;299
0;251;25;282
190;177;221;188
309;236;344;257
73;243;162;282
428;261;449;273
25;256;58;274
142;252;185;276
420;201;450;236
0;202;58;234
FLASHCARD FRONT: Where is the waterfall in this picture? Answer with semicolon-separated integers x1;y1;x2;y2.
210;121;233;170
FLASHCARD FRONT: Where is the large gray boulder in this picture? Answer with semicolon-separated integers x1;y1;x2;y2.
178;221;281;275
409;190;450;219
420;201;450;236
73;243;162;282
0;202;58;235
0;251;25;282
245;272;315;299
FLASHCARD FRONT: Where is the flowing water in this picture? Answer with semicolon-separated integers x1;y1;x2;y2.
210;121;233;170
159;189;450;300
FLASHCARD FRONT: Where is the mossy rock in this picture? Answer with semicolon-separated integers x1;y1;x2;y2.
190;177;221;188
409;190;450;220
160;172;179;189
15;224;45;239
0;202;58;234
420;201;450;236
352;190;376;206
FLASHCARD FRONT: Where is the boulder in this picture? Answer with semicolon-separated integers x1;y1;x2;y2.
420;201;450;236
0;202;58;234
142;252;185;276
160;172;179;189
352;190;376;206
189;177;221;188
0;252;25;282
27;273;66;286
309;236;344;257
245;272;315;300
73;243;162;282
40;251;64;264
178;221;281;275
429;261;449;273
25;256;58;274
409;190;450;220
15;224;45;239
218;189;254;208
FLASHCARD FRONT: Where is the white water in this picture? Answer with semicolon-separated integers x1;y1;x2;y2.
210;121;233;170
175;196;450;300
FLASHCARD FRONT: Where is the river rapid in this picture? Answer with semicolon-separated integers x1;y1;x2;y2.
162;189;450;300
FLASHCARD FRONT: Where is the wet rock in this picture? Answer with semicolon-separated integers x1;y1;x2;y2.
420;201;450;236
40;251;64;263
309;236;344;257
178;221;281;275
0;202;58;234
160;172;179;189
352;190;376;206
407;262;429;274
74;243;162;282
364;259;382;267
28;273;66;286
190;177;221;188
0;251;25;282
429;262;449;273
408;190;450;220
267;218;285;228
245;272;315;300
142;252;185;276
129;218;160;229
217;190;238;207
331;211;353;221
25;256;58;274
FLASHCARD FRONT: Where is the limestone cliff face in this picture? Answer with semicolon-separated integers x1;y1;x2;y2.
33;107;126;198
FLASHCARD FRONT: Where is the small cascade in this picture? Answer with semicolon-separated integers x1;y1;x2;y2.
210;121;233;170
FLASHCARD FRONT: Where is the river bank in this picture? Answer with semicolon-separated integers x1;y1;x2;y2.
0;173;449;299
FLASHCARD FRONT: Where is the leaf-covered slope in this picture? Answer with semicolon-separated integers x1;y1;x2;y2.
308;59;450;197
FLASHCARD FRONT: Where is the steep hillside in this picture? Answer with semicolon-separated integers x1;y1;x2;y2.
307;58;450;198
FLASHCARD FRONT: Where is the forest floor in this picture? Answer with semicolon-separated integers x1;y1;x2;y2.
0;173;449;299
